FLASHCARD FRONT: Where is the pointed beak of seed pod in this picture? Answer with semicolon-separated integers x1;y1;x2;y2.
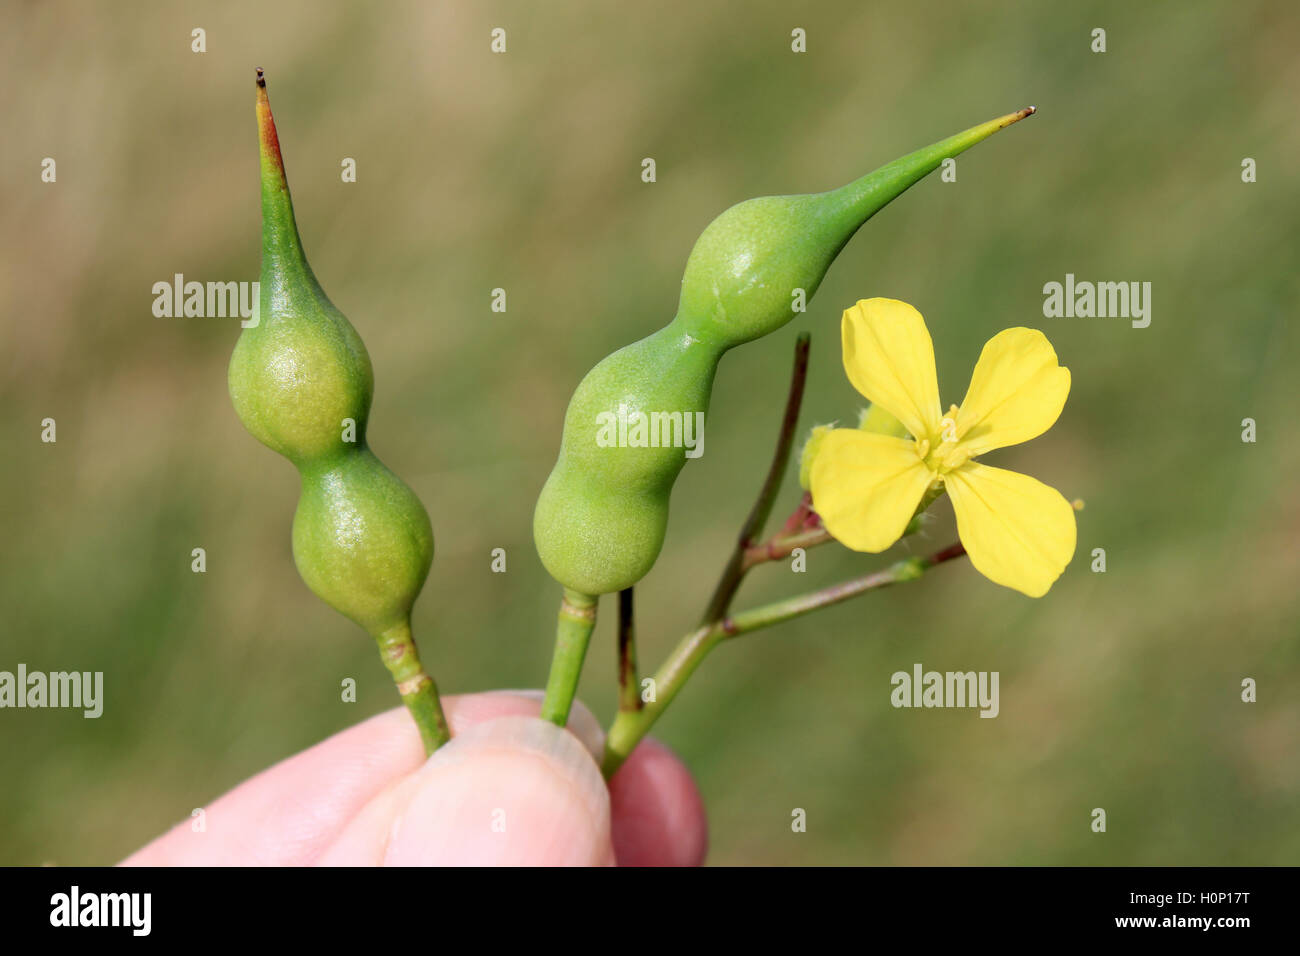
255;69;309;271
256;68;287;185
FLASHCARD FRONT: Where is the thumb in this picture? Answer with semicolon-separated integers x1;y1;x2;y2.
329;715;614;866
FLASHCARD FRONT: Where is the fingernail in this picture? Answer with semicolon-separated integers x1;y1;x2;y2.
476;691;605;760
483;689;546;700
384;716;612;866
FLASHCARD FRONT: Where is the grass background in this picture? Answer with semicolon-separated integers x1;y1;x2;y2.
1;0;1296;865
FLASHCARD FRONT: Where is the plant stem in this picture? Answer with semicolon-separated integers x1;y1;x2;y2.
540;588;599;726
375;620;450;755
699;333;811;625
604;625;721;779
617;587;641;714
743;482;943;572
600;542;968;777
742;526;834;570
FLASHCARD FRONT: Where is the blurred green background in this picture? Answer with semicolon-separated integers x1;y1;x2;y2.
2;0;1296;865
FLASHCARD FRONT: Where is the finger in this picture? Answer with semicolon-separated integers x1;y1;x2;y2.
318;716;613;866
608;738;708;866
121;692;602;866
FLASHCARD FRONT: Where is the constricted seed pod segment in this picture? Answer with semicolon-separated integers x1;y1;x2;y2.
228;70;447;754
534;108;1036;599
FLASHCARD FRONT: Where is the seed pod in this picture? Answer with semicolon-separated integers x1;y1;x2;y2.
228;71;446;753
535;109;1036;598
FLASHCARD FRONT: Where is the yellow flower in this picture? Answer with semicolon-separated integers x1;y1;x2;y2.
809;298;1076;597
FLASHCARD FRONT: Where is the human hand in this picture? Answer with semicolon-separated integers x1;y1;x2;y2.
122;692;707;866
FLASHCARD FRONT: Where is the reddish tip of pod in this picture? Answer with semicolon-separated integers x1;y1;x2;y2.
256;69;285;178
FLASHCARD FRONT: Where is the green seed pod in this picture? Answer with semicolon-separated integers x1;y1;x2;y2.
291;449;433;639
535;109;1036;598
534;328;718;596
228;71;445;753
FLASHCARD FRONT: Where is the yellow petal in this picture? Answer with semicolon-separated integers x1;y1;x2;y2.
953;327;1070;457
809;429;932;553
841;299;943;441
945;462;1076;597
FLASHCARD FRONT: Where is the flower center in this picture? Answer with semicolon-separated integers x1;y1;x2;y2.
916;404;972;476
